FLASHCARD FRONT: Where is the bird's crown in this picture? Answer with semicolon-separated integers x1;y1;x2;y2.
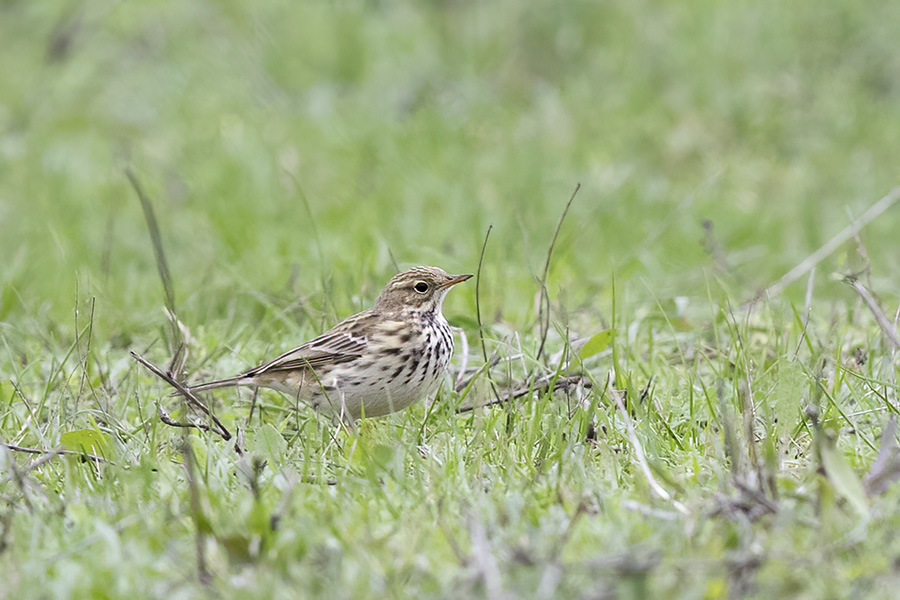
374;266;471;313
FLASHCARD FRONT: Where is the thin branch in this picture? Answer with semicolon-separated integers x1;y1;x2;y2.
845;276;900;350
158;408;214;434
764;186;900;299
456;375;589;414
130;351;232;441
1;442;105;464
535;183;580;363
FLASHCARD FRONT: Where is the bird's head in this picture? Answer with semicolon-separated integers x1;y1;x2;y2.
374;266;472;315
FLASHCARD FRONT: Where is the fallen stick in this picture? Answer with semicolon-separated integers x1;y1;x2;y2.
455;374;590;413
1;442;105;465
846;276;900;350
764;186;900;299
130;351;232;441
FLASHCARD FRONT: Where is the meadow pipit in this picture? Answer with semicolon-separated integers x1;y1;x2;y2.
190;266;472;420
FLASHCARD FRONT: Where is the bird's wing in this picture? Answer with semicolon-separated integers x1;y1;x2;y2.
244;312;375;376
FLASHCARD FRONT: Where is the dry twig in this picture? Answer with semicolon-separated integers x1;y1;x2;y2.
130;351;232;441
456;374;589;413
845;276;900;350
763;186;900;299
1;442;105;465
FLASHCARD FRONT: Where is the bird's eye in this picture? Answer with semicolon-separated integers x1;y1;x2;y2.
414;281;429;293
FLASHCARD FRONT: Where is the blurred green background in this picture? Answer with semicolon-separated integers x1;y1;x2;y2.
4;1;900;597
3;0;899;344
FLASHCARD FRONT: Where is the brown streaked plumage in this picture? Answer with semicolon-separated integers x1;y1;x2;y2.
190;266;472;420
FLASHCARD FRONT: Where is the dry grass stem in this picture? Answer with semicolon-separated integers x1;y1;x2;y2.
764;186;900;299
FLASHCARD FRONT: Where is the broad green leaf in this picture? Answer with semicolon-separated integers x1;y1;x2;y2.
367;443;397;480
580;329;616;359
772;360;806;441
60;429;112;457
372;443;395;467
820;432;869;517
252;423;287;461
248;499;271;539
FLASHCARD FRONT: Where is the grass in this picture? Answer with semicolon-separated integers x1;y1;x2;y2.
3;0;900;597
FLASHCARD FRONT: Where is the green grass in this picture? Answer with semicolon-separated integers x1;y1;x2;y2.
3;0;900;597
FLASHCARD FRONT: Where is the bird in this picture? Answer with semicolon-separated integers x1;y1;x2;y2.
188;266;472;420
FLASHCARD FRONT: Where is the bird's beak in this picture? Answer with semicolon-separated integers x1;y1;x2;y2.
440;273;473;289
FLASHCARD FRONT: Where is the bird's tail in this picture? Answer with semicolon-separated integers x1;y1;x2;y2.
187;376;250;393
130;350;251;396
